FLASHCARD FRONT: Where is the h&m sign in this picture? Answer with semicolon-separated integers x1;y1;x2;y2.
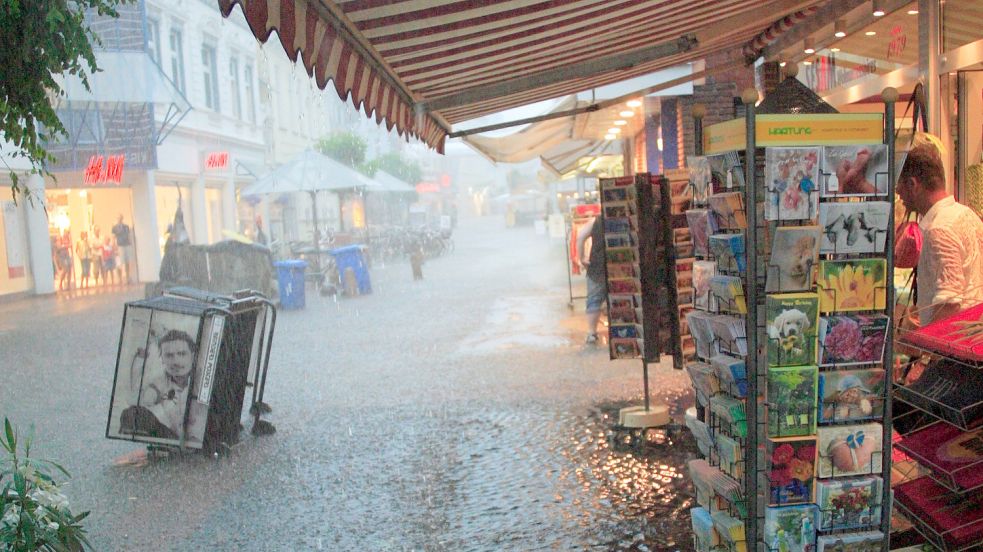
83;155;125;186
204;152;229;170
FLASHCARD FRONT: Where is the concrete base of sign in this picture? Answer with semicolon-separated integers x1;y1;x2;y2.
619;404;670;428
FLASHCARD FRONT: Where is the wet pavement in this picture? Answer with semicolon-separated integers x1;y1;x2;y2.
0;215;699;551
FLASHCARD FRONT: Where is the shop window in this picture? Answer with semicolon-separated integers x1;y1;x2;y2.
54;108;105;146
230;56;242;120
146;18;161;66
201;44;220;112
244;64;256;123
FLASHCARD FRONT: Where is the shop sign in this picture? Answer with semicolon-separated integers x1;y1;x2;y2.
887;25;907;60
415;183;439;193
83;155;125;186
205;152;229;170
703;114;884;153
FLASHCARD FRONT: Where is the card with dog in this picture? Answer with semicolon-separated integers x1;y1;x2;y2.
817;259;887;313
817;423;883;478
693;260;717;311
765;147;820;221
708;192;747;229
818;369;885;424
767;293;820;367
820;144;889;197
818;201;890;254
766;226;820;292
709;233;746;273
818;314;889;366
767;365;818;438
686;208;717;257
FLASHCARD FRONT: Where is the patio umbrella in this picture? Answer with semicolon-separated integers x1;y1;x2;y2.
243;148;375;246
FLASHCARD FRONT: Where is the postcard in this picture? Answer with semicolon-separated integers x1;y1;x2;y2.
817;423;883;478
820;144;889;197
602;187;629;202
764;504;818;552
818;314;889;366
609;306;641;325
610;337;641;359
709;192;747;229
608;279;640;294
609;324;642;339
710;275;747;314
712;511;746;545
603;201;633;219
609;294;639;311
716;433;743;480
686;310;719;359
605;247;636;264
693;260;717;311
818;201;890;255
767;365;818;438
766;293;820;367
766;437;816;506
816;531;885;552
686;209;717;257
690;507;720;550
687;155;713;204
707;151;745;191
765;147;820;221
686;411;715;457
711;354;747;398
603;217;633;234
606;262;638;279
604;233;634;249
709;233;746;273
709;314;747;356
818;259;887;313
710;393;747;439
766;226;820;292
818;369;886;424
815;476;882;530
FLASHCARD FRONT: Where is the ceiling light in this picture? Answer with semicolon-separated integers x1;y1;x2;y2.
865;30;877;36
608;127;621;134
779;61;787;67
803;37;815;54
803;60;813;65
834;19;847;38
626;99;642;108
614;120;628;126
872;0;885;17
907;9;919;15
619;110;634;117
604;133;616;140
830;47;841;52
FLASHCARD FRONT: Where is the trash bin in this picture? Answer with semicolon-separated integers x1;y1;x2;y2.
274;259;308;309
330;245;371;295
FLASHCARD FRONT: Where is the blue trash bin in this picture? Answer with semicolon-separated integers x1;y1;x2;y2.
330;245;372;295
274;259;308;309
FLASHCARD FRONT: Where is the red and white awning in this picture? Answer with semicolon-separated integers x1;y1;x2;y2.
219;0;820;152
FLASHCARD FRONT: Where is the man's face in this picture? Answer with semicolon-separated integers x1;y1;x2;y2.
897;175;920;213
160;339;193;380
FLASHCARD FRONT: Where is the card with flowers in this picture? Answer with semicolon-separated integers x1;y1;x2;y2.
816;476;882;530
764;504;819;552
816;531;885;552
767;365;818;438
817;423;883;478
818;369;886;424
818;314;889;366
817;259;887;313
766;438;816;506
765;147;820;221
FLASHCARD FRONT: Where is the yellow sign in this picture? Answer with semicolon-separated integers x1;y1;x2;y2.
703;113;885;154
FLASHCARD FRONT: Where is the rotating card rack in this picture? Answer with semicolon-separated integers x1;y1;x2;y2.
684;88;900;552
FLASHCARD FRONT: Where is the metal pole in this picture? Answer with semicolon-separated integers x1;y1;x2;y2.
693;103;706;156
740;87;759;550
309;191;322;275
880;86;898;551
642;359;651;411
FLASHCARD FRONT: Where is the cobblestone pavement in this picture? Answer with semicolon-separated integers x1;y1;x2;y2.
0;215;699;551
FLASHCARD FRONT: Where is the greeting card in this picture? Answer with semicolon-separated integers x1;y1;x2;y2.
766;438;816;506
710;275;747;314
688;156;713;204
767;293;820;367
818;201;891;255
716;432;743;480
693;260;717;311
764;504;818;552
709;192;747;229
818;259;887;313
691;507;720;551
816;476;882;530
709;233;746;273
707;151;745;191
709;314;747;356
818;369;886;424
766;226;820;292
686;361;719;406
710;393;747;439
765;147;820;221
816;531;885;552
817;423;883;478
818;314;888;366
767;365;818;438
686;209;717;257
820;144;889;197
712;511;746;549
686;310;719;359
610;337;642;359
605;246;636;264
686;410;715;457
711;354;747;398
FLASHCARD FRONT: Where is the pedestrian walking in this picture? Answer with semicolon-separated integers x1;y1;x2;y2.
576;216;607;345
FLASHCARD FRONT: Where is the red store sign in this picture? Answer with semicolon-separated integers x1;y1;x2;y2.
83;155;125;186
205;151;229;170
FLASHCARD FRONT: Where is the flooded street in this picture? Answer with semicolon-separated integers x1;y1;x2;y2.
1;216;699;551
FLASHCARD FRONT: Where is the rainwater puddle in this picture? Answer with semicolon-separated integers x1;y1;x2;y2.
456;295;573;354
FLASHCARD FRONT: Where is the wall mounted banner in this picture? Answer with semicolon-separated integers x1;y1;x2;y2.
704;114;885;154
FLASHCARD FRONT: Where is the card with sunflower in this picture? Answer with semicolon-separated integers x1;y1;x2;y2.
817;259;887;313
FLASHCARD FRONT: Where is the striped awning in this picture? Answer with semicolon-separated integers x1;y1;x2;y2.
219;1;821;152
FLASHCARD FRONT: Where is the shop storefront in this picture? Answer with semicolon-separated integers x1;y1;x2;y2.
0;183;36;297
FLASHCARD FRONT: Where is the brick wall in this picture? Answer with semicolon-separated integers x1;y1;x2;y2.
679;81;739;157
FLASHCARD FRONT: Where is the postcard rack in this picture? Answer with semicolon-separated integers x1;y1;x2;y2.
683;87;901;552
